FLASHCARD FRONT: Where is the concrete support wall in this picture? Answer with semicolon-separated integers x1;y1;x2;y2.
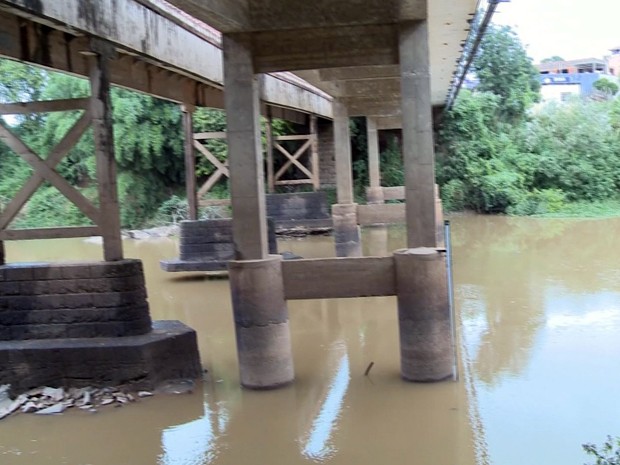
228;256;294;389
223;33;268;260
394;248;454;381
399;21;438;248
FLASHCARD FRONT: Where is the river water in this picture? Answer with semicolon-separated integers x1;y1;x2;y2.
0;214;619;465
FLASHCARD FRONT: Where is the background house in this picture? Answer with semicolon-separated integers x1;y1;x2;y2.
536;56;617;102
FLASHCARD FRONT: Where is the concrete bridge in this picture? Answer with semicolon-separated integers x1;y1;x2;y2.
0;0;491;391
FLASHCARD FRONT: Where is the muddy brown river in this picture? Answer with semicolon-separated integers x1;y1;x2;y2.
1;214;619;465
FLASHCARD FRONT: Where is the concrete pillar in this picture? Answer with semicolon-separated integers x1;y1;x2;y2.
394;248;454;381
399;21;438;248
333;100;354;205
89;41;123;262
223;33;268;260
332;99;361;257
228;255;294;389
366;117;384;205
223;34;293;389
182;105;198;221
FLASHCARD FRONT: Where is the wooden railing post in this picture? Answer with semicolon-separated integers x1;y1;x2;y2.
90;40;123;261
182;104;198;220
266;107;275;193
310;114;320;191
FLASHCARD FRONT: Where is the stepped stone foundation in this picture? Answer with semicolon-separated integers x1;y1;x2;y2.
0;260;201;393
161;218;277;272
266;192;332;229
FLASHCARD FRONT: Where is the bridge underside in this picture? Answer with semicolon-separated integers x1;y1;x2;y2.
0;0;480;390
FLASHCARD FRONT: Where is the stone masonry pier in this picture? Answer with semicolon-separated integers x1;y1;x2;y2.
0;260;201;394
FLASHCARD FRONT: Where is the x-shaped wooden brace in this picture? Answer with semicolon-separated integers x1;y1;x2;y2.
0;111;99;230
194;140;230;197
274;138;313;182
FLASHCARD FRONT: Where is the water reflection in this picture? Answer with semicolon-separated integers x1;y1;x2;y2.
11;215;620;464
160;392;231;465
301;343;350;461
452;214;620;465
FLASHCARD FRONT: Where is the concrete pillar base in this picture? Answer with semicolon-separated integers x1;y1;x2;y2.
394;248;454;382
332;203;362;257
228;255;294;389
366;186;385;205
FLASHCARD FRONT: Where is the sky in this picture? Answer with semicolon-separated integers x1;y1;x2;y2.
493;0;620;63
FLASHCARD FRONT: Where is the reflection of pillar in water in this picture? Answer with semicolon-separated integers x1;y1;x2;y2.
300;345;350;461
365;225;389;256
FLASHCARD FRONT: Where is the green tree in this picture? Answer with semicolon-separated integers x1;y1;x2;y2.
584;436;620;465
473;24;540;121
593;77;619;96
541;56;565;63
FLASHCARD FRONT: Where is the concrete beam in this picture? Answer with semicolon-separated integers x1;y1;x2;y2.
144;0;250;33
343;98;401;118
334;78;401;99
0;14;221;107
166;0;426;32
282;257;396;300
0;1;333;118
0;0;223;84
319;66;400;82
375;116;403;130
251;25;398;73
260;74;332;119
357;204;405;226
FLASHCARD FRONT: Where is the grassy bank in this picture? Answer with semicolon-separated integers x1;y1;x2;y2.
529;199;620;219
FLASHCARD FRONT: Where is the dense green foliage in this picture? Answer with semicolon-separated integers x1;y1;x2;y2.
437;24;620;216
472;25;540;121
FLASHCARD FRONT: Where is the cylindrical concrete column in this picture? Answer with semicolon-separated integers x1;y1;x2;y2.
332;203;361;257
228;255;294;389
333;100;354;205
399;21;439;249
366;187;385;205
394;248;454;381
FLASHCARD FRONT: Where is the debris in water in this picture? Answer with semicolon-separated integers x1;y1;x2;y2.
364;361;375;376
